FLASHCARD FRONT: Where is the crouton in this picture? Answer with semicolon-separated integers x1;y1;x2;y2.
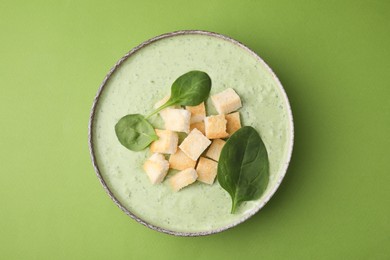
189;121;205;135
179;128;211;161
150;129;178;154
143;153;169;184
160;108;191;133
168;148;197;171
196;157;218;185
225;112;241;136
205;139;226;161
169;168;198;191
204;115;229;139
186;102;206;124
211;88;242;114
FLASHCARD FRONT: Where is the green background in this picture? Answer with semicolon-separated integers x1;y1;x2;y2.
1;0;389;259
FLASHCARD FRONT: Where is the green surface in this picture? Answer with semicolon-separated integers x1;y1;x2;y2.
1;0;389;259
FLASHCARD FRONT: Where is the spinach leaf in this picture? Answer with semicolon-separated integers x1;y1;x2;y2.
169;70;212;106
217;126;269;213
146;71;211;118
115;114;158;151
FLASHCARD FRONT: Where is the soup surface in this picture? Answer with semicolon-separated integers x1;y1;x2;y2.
91;33;293;233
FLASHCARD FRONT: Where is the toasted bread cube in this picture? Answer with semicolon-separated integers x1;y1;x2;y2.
179;128;211;161
150;129;178;154
186;102;206;124
211;88;242;114
189;121;205;135
204;115;229;139
143;153;169;184
160;108;191;133
169;168;198;191
168;148;197;170
205;139;226;161
196;157;218;185
225;112;241;136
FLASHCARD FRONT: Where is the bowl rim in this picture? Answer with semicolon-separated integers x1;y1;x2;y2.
88;30;294;237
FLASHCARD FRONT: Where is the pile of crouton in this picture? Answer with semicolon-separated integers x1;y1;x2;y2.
143;88;242;191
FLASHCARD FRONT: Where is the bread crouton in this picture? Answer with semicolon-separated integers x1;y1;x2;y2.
196;157;218;185
179;128;211;161
204;115;229;139
150;129;178;154
186;102;206;124
168;148;197;171
225;112;241;136
160;108;191;133
143;153;169;184
211;88;242;114
189;121;205;135
205;139;226;161
169;168;198;191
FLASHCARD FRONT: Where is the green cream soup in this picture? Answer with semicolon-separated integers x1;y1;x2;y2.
91;32;293;234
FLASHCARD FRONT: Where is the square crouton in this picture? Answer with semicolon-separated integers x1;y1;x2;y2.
186;102;206;123
143;153;169;184
169;168;198;192
179;128;211;161
168;148;197;171
189;121;205;135
150;129;178;154
205;139;226;161
211;88;242;114
196;157;218;185
204;115;229;139
225;112;241;136
160;108;191;133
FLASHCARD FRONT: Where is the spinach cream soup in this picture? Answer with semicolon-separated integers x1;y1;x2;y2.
89;31;293;235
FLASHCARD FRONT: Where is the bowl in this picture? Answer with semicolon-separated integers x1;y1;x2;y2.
88;30;294;236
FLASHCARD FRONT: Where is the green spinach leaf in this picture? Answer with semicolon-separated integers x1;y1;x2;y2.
115;114;158;151
169;70;212;106
217;126;269;213
146;71;211;118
